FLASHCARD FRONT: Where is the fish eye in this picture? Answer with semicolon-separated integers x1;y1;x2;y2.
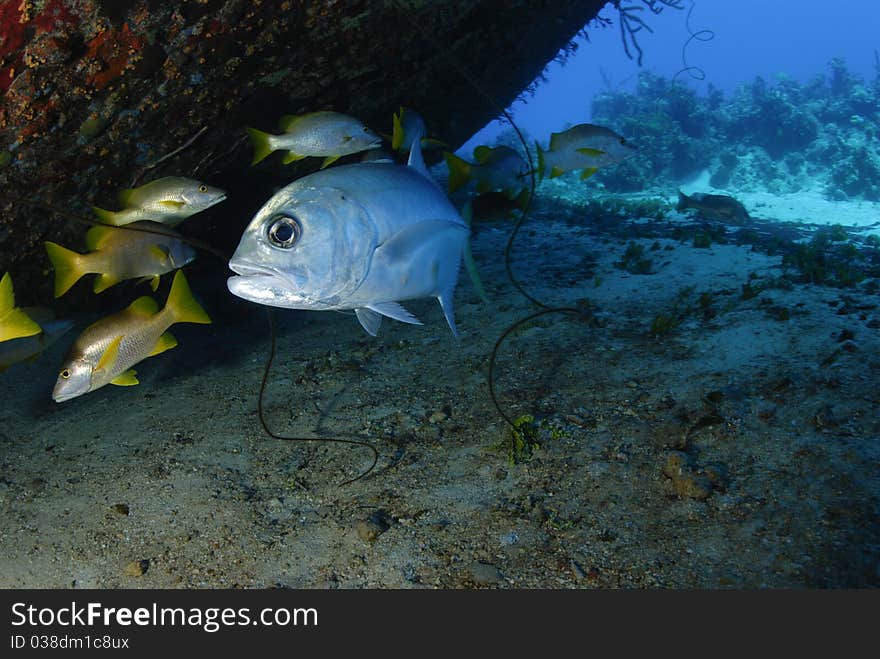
198;184;208;192
60;369;71;379
267;215;301;248
619;137;627;145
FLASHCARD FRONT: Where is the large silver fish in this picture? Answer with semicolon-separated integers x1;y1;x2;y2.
227;135;470;336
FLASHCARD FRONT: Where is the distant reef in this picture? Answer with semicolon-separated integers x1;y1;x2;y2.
590;59;880;200
0;0;611;306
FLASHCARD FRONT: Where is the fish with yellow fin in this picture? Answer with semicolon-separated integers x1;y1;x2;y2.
390;107;446;154
246;111;381;168
92;176;226;227
0;272;42;342
536;123;635;181
45;221;196;297
52;270;211;402
444;145;528;197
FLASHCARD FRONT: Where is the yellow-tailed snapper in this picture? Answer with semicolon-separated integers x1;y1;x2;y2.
246;111;381;168
391;107;446;154
45;221;196;297
92;176;226;227
52;270;211;402
228;132;474;337
444;145;528;197
536;123;635;181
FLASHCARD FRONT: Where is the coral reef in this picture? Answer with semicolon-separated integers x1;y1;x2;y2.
590;61;880;199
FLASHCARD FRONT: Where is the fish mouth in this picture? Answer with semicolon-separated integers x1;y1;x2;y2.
228;260;307;287
52;388;78;403
227;260;309;306
205;193;228;209
228;261;277;278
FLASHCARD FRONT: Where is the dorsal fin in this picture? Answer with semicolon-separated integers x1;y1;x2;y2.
473;145;492;164
127;296;159;317
278;114;302;132
85;225;116;251
406;124;429;178
118;188;136;206
391;107;405;151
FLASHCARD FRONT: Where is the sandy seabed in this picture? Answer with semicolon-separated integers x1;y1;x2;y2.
1;182;878;588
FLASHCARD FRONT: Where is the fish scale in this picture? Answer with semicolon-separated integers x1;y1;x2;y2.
69;307;168;389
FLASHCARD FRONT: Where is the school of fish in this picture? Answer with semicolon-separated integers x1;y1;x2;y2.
3;109;637;400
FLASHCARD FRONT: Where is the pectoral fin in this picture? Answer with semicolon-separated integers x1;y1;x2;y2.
148;245;170;263
576;147;606;157
96;335;123;373
110;369;139;386
159;200;186;210
355;308;382;336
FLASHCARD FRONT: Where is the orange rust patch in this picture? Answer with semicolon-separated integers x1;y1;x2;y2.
85;23;144;89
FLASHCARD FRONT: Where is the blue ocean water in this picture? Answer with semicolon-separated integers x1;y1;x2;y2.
466;0;880;150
